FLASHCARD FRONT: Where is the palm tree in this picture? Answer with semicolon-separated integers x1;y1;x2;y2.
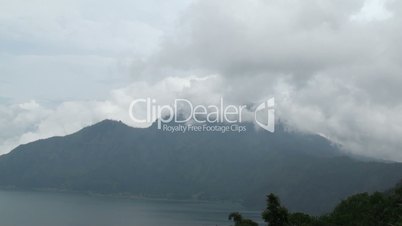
262;193;289;226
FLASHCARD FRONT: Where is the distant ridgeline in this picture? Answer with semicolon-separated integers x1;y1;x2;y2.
0;119;401;214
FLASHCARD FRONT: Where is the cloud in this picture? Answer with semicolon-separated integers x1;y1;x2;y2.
0;0;192;102
0;75;225;155
1;0;402;161
131;0;402;161
351;0;393;22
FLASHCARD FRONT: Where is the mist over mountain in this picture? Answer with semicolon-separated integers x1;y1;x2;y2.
0;119;401;214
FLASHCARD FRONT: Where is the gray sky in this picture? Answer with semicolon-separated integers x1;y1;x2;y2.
1;0;402;161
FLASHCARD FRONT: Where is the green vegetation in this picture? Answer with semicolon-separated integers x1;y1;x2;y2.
230;185;402;226
228;212;259;226
262;193;289;226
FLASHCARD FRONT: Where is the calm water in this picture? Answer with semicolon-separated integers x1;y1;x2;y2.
0;190;261;226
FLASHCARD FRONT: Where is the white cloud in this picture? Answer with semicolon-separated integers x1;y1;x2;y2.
131;0;402;161
0;0;192;102
351;0;393;22
0;75;222;155
1;0;402;161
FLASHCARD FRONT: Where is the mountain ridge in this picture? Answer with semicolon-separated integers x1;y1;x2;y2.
0;119;401;214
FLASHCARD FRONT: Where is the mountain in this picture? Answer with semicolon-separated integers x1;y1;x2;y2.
0;119;401;214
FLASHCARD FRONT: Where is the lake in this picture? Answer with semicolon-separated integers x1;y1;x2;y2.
0;190;261;226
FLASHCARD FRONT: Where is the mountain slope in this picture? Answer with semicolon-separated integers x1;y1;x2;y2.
0;119;401;214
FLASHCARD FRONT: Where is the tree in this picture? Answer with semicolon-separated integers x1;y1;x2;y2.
229;212;243;224
262;193;289;226
328;191;402;226
229;212;259;226
288;212;317;226
228;185;402;226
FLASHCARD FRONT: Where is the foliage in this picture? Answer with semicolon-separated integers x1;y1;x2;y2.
288;212;317;226
262;193;289;226
326;189;402;226
230;182;402;226
228;212;258;226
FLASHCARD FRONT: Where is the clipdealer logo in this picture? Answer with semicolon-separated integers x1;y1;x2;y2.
128;98;274;133
254;98;275;132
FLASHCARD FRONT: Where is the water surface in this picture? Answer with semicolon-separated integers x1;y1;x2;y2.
0;190;260;226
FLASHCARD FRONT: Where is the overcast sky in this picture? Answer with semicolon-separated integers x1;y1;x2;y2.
1;0;402;161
